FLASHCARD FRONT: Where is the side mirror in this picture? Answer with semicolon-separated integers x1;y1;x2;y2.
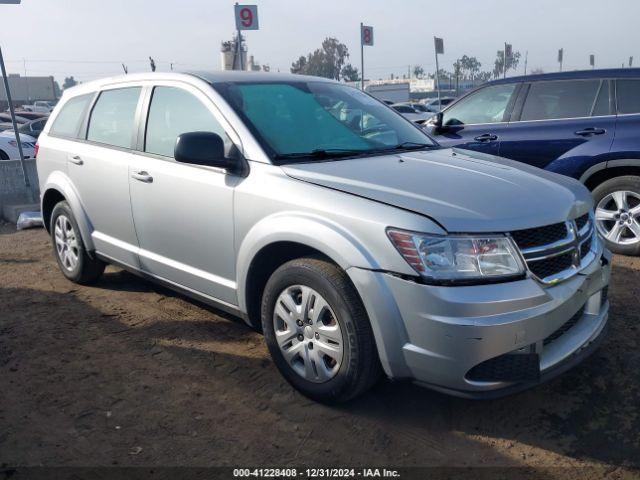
174;131;232;169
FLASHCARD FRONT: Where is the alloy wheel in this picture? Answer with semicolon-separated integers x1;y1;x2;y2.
54;214;79;272
595;190;640;246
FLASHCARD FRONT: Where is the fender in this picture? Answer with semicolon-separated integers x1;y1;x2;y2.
42;170;96;252
235;211;381;314
579;158;640;184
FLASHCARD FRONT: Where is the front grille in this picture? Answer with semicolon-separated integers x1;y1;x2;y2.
467;353;540;382
576;213;590;231
580;238;592;258
528;252;574;279
510;214;595;283
511;222;567;249
544;306;584;346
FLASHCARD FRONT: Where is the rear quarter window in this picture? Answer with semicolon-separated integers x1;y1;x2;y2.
49;94;93;138
616;79;640;114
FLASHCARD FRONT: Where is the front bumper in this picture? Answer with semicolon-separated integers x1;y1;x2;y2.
347;248;611;398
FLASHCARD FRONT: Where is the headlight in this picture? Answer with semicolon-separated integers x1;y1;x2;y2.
387;229;525;283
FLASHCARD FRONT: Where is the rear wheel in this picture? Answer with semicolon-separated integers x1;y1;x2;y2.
593;175;640;256
261;257;381;403
50;201;105;284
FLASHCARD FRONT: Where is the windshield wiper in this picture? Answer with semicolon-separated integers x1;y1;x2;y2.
384;141;436;151
273;148;370;160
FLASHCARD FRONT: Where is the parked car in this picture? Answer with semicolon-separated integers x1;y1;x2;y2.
9;117;48;139
391;103;431;123
421;97;455;112
37;72;610;402
0;130;37;160
21;100;57;113
426;68;640;256
0;113;29;124
12;111;49;121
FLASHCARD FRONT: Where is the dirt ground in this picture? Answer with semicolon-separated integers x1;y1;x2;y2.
1;223;639;477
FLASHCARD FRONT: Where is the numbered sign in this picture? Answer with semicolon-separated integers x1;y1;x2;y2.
361;25;374;46
235;4;259;30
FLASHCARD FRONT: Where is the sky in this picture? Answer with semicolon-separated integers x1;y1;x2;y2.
0;0;638;86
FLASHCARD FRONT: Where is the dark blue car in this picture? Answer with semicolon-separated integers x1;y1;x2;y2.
426;68;640;256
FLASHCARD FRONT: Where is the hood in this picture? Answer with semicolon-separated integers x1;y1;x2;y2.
282;147;593;233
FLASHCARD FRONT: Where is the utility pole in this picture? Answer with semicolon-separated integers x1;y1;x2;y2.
360;23;364;90
524;51;528;75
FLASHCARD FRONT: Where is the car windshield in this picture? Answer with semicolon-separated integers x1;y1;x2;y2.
214;80;437;162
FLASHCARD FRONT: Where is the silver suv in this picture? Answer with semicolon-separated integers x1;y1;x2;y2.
37;72;611;402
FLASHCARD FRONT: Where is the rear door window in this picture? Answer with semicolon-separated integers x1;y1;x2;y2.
591;81;611;116
49;94;93;138
442;83;516;126
616;79;640;114
87;87;141;148
520;80;600;121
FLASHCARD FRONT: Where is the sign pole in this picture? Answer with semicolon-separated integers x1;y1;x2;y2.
503;42;507;79
434;38;441;112
360;23;365;90
0;46;30;193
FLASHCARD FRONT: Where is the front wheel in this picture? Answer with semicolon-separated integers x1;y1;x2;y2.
593;176;640;256
261;257;381;403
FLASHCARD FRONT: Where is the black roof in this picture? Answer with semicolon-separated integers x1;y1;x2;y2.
488;68;640;85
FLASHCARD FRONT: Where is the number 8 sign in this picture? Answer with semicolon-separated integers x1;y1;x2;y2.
361;25;374;46
235;4;259;30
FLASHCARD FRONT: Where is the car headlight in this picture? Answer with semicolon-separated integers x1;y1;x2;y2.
387;229;525;284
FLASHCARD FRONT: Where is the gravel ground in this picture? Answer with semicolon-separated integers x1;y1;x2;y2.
1;223;639;478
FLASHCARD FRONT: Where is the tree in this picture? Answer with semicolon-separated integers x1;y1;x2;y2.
62;76;77;90
457;55;482;80
493;49;521;78
413;65;424;79
341;64;359;82
290;37;352;80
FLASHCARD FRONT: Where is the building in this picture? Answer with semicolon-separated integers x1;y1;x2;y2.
0;74;61;109
220;34;267;72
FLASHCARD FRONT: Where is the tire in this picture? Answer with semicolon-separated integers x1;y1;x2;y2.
50;201;105;284
0;149;9;160
261;256;381;403
592;175;640;256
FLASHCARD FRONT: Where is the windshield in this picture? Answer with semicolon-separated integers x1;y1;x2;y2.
214;80;437;162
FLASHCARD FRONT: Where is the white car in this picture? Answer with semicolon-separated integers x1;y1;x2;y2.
0;131;37;160
21;101;57;114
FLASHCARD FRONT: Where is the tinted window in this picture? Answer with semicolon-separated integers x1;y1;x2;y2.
616;79;640;114
443;84;516;125
145;87;231;158
216;82;435;159
521;80;600;121
49;94;92;138
591;81;610;116
87;88;141;148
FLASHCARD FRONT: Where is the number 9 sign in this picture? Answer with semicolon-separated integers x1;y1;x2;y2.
235;4;259;30
361;25;374;46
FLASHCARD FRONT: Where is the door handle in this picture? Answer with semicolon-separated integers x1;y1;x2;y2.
68;154;83;165
131;171;153;183
575;128;606;136
473;133;498;142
